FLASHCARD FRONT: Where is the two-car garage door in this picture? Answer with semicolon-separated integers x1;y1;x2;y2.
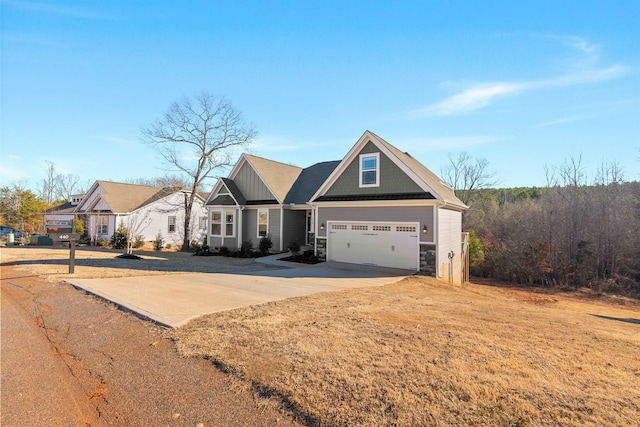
327;221;419;270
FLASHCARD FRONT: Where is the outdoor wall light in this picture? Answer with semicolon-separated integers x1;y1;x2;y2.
320;223;325;230
422;225;428;234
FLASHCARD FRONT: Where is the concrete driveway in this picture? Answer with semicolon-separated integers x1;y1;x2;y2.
65;260;411;328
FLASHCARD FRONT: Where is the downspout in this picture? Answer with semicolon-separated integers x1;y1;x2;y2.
238;206;244;248
311;203;318;257
279;206;284;252
435;201;448;279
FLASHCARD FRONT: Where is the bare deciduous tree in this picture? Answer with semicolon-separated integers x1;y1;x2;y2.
39;161;58;206
55;173;86;201
441;151;498;206
141;92;257;250
127;175;192;190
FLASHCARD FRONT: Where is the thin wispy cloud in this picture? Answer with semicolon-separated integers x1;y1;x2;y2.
535;116;585;128
410;36;627;117
4;0;107;19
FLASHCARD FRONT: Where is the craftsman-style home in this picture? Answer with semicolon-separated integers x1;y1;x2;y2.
205;131;468;283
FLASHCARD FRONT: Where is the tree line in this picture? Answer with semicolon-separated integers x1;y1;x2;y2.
448;154;640;296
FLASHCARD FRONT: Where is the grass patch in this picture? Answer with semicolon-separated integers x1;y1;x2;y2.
174;276;640;426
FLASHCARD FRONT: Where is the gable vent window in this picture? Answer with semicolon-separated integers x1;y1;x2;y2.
359;153;380;188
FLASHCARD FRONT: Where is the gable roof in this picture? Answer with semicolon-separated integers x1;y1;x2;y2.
95;181;165;213
284;161;341;205
232;154;303;204
221;178;247;205
78;180;197;214
44;201;77;214
372;132;465;208
310;131;467;209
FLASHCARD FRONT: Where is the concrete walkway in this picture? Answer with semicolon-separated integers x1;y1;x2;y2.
65;257;412;328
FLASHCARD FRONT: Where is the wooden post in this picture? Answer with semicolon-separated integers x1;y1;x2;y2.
69;240;76;274
69;217;76;274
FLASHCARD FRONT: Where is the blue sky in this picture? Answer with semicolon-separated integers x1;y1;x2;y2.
2;0;639;193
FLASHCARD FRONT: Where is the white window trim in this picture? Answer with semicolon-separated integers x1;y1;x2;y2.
211;210;222;237
97;216;109;235
168;216;177;233
199;216;207;230
224;210;235;237
257;209;269;238
359;152;380;188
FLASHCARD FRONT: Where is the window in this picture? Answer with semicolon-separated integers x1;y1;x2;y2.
359;153;380;187
199;216;207;230
211;211;221;236
97;216;108;234
225;211;234;236
258;209;268;237
168;216;176;233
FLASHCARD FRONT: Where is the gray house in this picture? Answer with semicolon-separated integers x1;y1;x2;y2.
205;130;468;283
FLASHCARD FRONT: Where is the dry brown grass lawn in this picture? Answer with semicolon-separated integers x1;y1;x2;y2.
175;276;640;427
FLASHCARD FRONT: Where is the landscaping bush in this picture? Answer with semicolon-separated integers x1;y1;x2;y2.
259;236;273;254
133;234;145;249
96;237;109;247
153;232;164;251
110;224;129;249
241;240;254;257
165;244;172;250
287;240;301;255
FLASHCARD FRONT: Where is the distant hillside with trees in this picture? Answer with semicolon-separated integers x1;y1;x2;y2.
454;158;640;296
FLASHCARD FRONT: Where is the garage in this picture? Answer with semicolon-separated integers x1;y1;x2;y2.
326;221;419;270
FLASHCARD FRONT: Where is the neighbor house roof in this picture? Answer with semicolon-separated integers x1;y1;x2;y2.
44;201;77;214
79;181;198;214
242;154;303;203
95;181;166;213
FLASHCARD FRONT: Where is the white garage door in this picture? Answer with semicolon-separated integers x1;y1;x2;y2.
327;222;419;270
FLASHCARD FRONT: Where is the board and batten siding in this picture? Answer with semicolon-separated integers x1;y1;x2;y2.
317;205;435;243
241;207;282;250
436;207;463;284
282;210;307;249
323;141;423;197
243;209;258;241
234;162;276;201
269;209;281;251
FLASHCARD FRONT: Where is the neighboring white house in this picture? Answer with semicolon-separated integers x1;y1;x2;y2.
75;181;207;247
43;193;86;231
